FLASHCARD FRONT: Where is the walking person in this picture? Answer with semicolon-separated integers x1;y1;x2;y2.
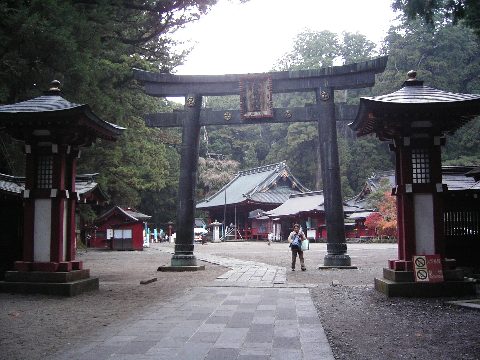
288;223;306;271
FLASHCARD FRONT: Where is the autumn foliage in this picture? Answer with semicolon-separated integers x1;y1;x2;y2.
365;191;397;238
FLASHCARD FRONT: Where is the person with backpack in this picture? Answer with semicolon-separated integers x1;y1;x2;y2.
288;223;306;271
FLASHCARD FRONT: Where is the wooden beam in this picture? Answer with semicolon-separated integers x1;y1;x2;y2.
145;104;359;128
134;56;388;97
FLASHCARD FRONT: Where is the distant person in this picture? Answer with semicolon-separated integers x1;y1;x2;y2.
288;224;306;271
267;232;273;246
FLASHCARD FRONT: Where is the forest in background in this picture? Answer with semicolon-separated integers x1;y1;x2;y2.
0;0;479;228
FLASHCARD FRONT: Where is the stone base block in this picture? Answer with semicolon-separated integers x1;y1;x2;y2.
157;265;205;272
374;277;476;297
0;269;98;296
323;254;352;267
4;269;91;283
383;268;467;283
383;268;415;282
171;254;198;267
318;265;358;270
0;277;98;296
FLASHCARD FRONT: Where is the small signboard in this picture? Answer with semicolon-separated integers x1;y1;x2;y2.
413;255;444;283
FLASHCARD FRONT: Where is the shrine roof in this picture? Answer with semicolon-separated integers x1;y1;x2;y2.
0;172;109;203
350;72;480;138
347;166;480;208
265;191;325;217
0;173;23;196
266;191;362;217
95;206;151;223
0;82;124;142
347;211;376;220
75;173;109;203
196;162;309;209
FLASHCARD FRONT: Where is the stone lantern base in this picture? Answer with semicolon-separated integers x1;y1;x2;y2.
0;265;99;297
375;268;476;297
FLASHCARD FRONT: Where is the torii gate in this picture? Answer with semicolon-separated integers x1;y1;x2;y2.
134;56;387;269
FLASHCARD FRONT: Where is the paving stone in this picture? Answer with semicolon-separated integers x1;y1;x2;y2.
188;331;221;343
175;343;212;360
272;336;301;349
271;348;303;360
205;348;240;360
116;340;157;354
213;327;249;348
50;251;335;360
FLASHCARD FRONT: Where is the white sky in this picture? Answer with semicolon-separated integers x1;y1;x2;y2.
173;0;398;75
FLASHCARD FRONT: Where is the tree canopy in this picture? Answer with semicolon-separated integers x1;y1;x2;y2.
0;0;219;227
392;0;480;38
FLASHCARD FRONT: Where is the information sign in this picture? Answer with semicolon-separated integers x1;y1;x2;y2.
413;255;444;283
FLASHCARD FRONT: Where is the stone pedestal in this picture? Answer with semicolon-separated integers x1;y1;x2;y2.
0;269;98;296
322;254;355;268
375;268;476;297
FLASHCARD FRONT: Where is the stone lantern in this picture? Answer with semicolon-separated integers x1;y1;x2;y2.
210;220;223;243
0;81;124;296
350;71;480;296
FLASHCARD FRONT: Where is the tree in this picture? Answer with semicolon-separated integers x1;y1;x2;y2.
392;0;480;38
365;191;397;238
376;16;480;166
0;0;221;227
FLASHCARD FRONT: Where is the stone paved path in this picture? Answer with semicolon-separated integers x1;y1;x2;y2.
52;250;334;360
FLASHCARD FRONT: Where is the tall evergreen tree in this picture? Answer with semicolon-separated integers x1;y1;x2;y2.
0;0;218;227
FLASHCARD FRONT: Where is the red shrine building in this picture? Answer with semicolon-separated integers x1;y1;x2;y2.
350;71;480;296
92;206;151;250
0;81;123;296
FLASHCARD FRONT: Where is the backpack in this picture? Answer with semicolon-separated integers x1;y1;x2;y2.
290;234;301;249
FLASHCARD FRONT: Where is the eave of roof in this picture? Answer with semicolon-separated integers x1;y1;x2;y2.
265;191;324;217
350;80;480;138
0;93;125;142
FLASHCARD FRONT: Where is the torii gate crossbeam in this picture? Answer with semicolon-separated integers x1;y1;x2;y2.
134;56;387;269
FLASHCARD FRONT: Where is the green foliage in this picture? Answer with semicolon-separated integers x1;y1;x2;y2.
376;17;480;166
274;30;340;70
0;0;217;227
197;157;240;197
392;0;480;38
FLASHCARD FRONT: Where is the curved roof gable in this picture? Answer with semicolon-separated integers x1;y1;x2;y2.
196;161;309;209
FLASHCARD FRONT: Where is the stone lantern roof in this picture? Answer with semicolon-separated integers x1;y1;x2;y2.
350;71;480;140
0;80;124;145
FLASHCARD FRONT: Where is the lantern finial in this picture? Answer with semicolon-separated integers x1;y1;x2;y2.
45;80;61;95
406;70;417;81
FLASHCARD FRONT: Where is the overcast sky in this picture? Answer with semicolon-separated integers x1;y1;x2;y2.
173;0;398;75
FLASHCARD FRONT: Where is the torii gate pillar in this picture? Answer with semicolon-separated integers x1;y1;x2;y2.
171;94;202;268
317;87;351;267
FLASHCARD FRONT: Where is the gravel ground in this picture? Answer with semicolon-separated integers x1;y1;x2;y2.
1;241;479;360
